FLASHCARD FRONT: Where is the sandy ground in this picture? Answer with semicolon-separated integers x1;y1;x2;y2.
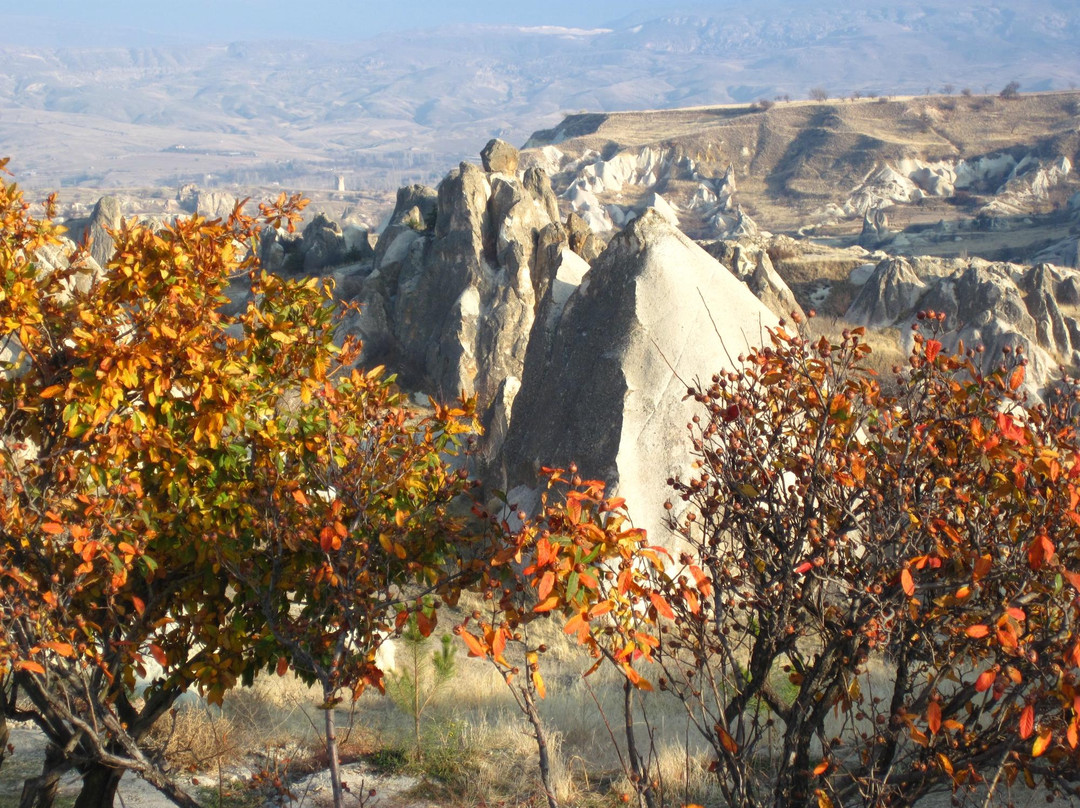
0;724;435;808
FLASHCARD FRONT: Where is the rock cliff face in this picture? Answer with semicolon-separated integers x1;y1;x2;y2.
496;210;777;542
352;141;567;410
846;256;1080;390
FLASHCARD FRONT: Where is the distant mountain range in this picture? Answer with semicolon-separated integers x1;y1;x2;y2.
2;0;1078;194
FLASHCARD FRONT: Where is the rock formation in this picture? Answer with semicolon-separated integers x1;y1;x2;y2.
496;209;777;543
349;140;569;409
87;196;122;268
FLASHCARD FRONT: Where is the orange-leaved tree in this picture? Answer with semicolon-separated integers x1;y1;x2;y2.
224;375;476;808
461;470;664;808
0;159;475;808
486;313;1080;808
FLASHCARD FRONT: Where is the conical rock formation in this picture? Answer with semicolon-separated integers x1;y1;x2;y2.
497;209;777;544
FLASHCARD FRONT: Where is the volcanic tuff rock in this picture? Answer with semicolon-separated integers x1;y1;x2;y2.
496;209;776;543
86;196;122;268
845;256;1080;389
349;150;570;409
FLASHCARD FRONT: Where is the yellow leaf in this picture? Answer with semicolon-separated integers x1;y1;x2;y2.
1032;728;1052;757
39;384;64;399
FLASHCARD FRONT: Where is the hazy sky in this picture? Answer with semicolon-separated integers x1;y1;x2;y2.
0;0;713;45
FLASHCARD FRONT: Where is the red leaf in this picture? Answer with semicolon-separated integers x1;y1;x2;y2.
795;561;813;575
996;412;1026;444
276;657;289;676
149;644;168;667
1027;535;1054;570
927;701;942;734
1020;704;1035;739
717;726;738;754
925;339;942;363
131;596;146;616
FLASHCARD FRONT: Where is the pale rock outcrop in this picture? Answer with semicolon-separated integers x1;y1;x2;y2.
859;207;891;248
644;193;680;227
481;138;520;175
87;196;122;268
351;148;567;407
704;241;803;321
846;257;927;327
497;209;777;545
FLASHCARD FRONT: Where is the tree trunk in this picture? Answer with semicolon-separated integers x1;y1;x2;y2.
521;684;559;808
72;762;124;808
19;743;67;808
324;694;344;808
623;680;657;808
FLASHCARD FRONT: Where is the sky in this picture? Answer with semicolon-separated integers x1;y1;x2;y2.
0;0;716;45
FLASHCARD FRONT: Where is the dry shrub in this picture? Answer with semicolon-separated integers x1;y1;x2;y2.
147;704;239;773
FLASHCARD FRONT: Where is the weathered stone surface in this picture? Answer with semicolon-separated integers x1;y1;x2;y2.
497;210;777;544
481;138;520;175
523;166;561;223
300;213;347;274
87;196;122;268
846;257;927;327
565;211;605;263
859;207;891;248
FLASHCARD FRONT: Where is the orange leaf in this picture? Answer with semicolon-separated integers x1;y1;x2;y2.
1031;728;1052;757
533;595;560;613
925;339;942;363
40;522;64;535
42;641;74;658
537;570;555;601
1020;704;1035;739
149;644;168;667
717;726;738;754
813;761;829;776
564;612;590;642
532;669;546;699
900;568;915;597
927;701;942;734
649;592;674;620
1009;365;1025;391
1027;535;1054;571
416;610;435;638
974;669;996;692
490;626;508;665
460;630;488;658
39;384;65;399
292;489;309;507
14;660;45;675
276;657;289;676
965;624;990;638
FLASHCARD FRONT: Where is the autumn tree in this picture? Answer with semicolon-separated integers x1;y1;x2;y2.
636;314;1080;807
461;473;665;808
484;313;1080;808
0;160;474;808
